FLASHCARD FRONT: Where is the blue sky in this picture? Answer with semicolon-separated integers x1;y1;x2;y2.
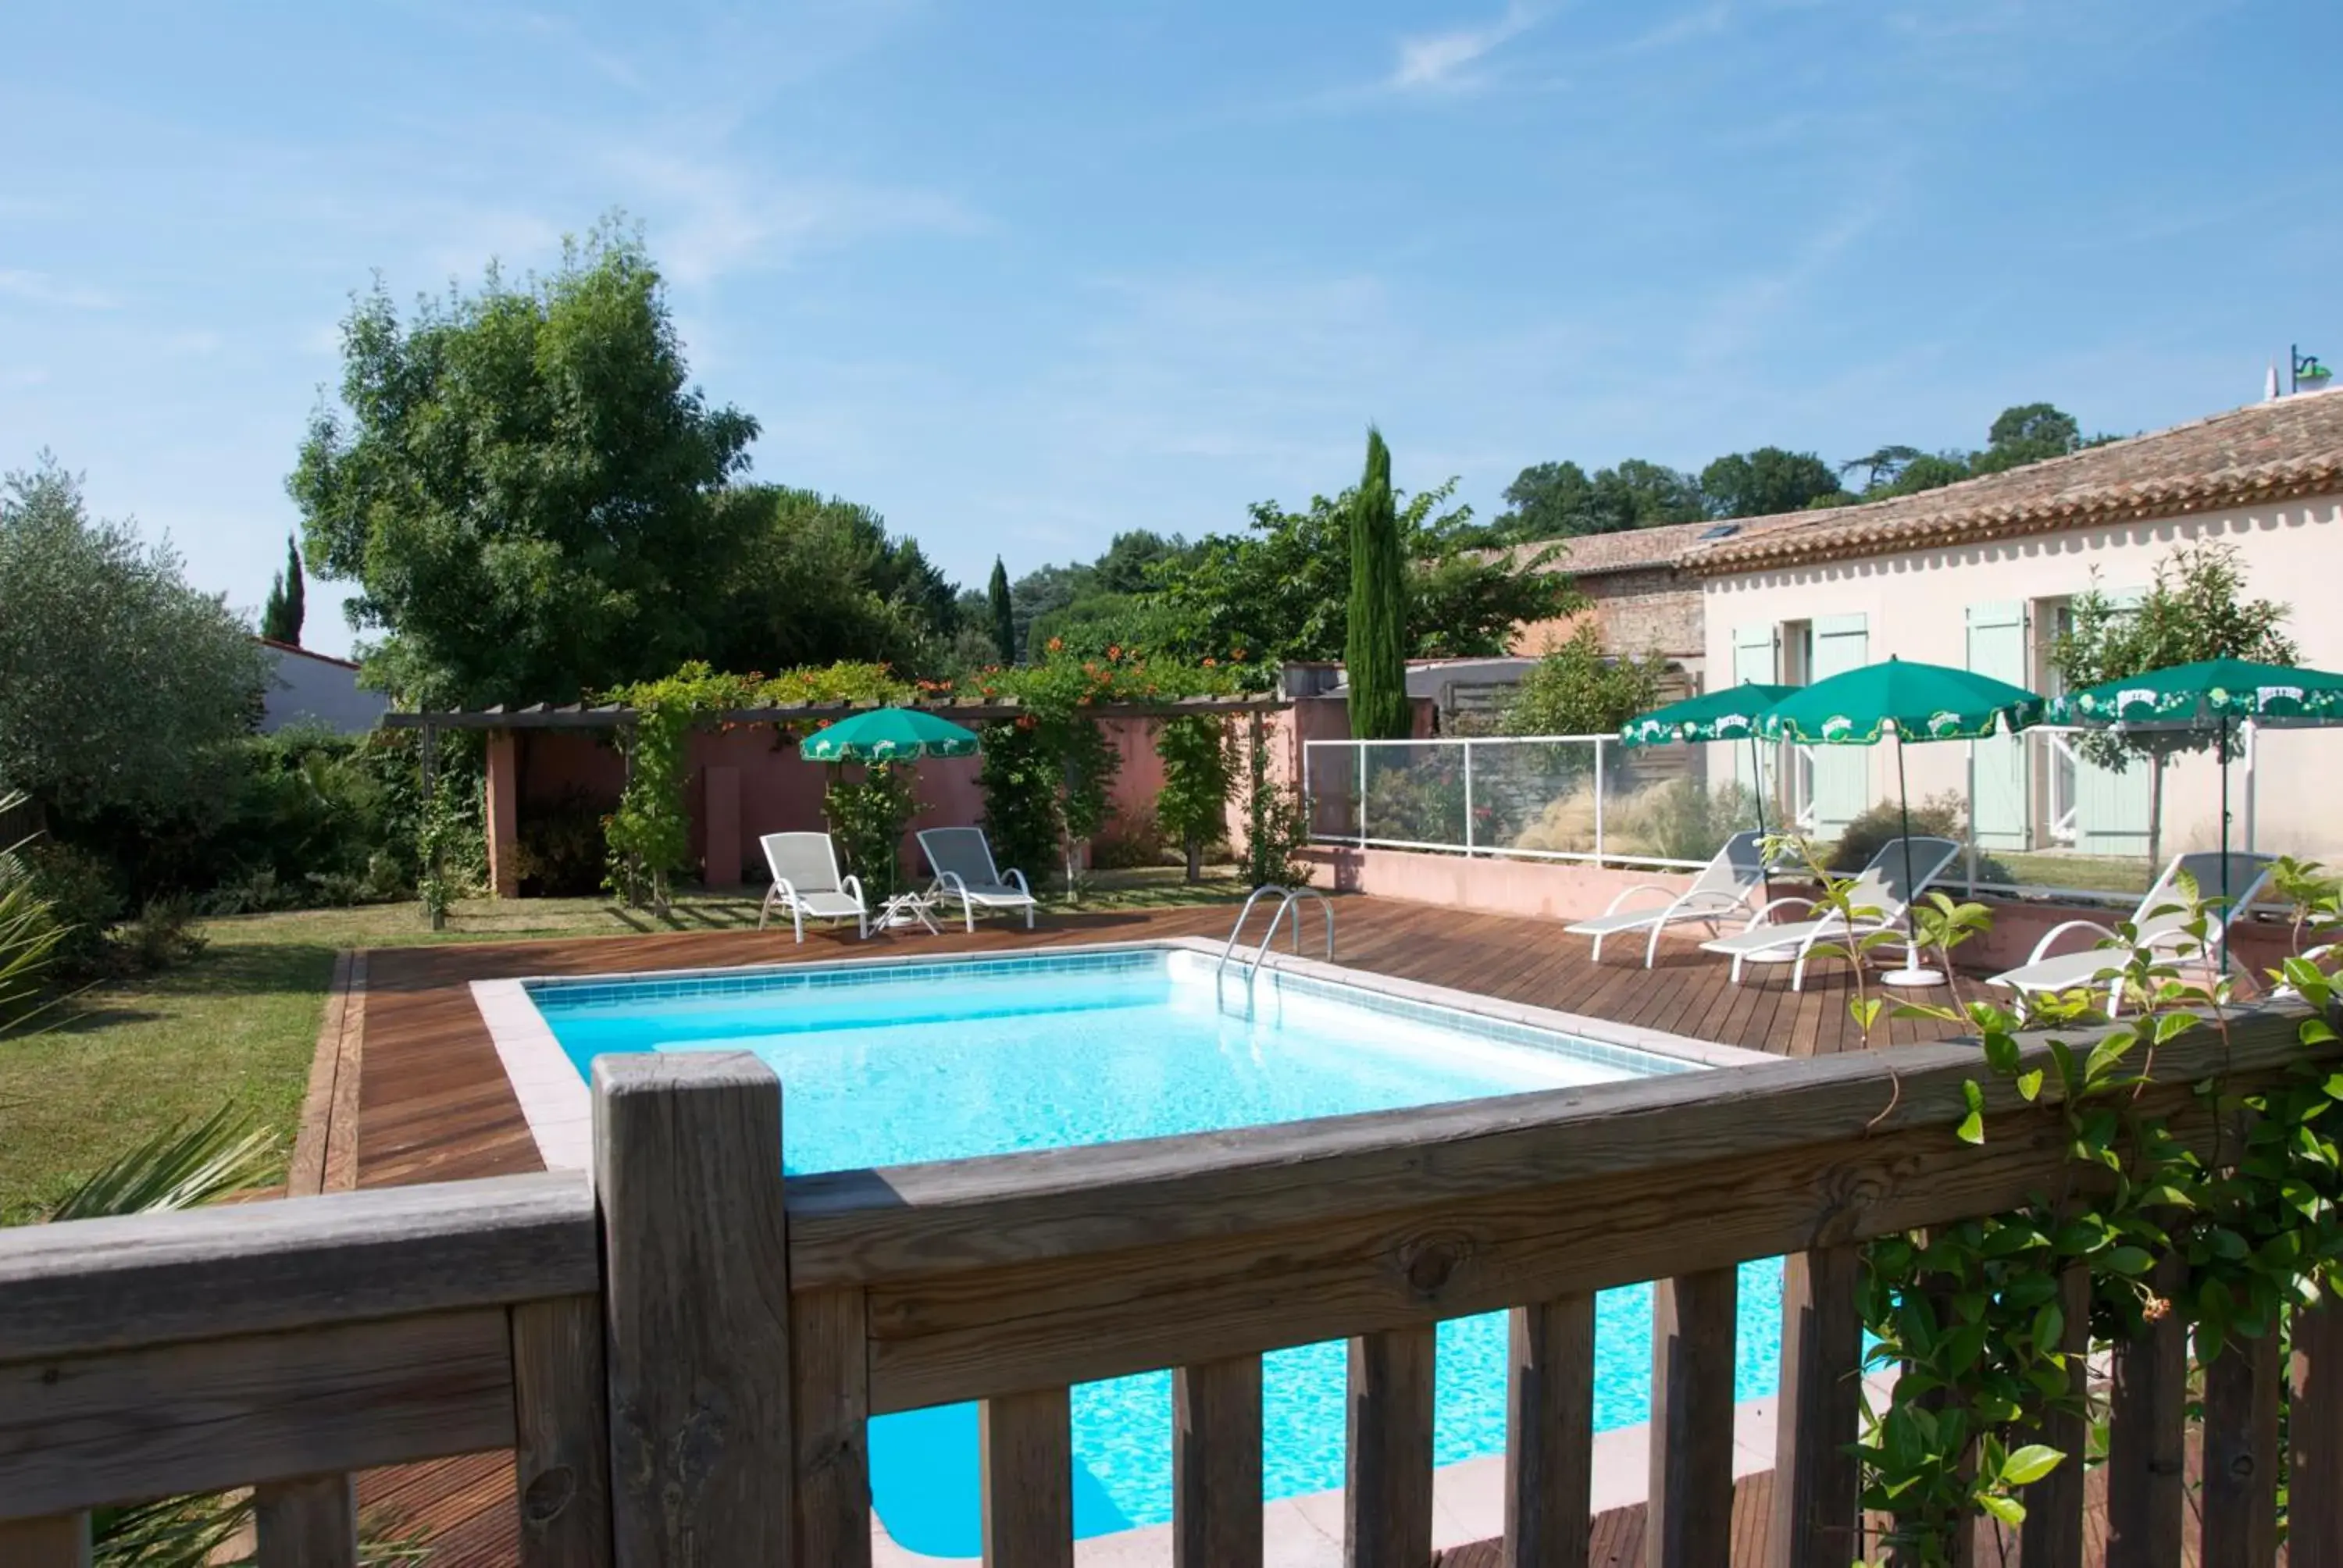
3;0;2335;657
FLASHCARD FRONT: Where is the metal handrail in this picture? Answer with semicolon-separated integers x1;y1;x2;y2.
1216;884;1294;979
1246;886;1335;983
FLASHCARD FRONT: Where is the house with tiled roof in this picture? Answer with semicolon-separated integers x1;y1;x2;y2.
1679;388;2343;864
1502;514;1805;679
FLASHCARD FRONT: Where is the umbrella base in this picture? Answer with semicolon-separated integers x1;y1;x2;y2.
1881;967;1945;989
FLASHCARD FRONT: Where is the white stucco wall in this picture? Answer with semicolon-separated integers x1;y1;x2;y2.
1698;492;2343;865
260;644;390;736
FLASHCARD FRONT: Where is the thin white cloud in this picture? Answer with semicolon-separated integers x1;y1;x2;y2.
0;269;117;310
1391;3;1539;91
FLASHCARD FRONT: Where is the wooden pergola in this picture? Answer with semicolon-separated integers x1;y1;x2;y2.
379;694;1291;908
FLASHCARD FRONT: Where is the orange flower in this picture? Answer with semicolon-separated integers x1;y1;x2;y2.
1107;644;1122;661
1047;636;1065;654
1232;648;1247;661
1202;657;1217;668
1016;713;1039;730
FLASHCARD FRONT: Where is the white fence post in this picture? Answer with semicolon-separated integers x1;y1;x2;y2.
1357;746;1368;846
1463;742;1475;857
1592;739;1606;867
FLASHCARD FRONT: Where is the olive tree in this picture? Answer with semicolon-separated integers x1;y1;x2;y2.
0;460;269;818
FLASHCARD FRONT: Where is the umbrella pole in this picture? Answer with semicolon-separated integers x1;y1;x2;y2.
1882;724;1942;989
2220;714;2231;978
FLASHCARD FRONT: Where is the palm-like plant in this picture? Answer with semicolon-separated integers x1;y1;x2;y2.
2;797;428;1564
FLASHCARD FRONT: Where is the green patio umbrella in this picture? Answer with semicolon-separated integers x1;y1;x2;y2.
2049;657;2343;957
799;706;982;762
1617;681;1799;839
800;707;982;916
1759;657;2046;987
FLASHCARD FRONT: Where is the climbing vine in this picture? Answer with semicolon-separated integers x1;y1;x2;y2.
1766;838;2343;1563
597;661;911;912
822;762;918;900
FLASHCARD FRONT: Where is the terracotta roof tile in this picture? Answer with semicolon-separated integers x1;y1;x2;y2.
1685;388;2343;576
1501;514;1803;577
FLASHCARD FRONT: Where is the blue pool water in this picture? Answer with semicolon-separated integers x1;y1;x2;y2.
531;949;1781;1556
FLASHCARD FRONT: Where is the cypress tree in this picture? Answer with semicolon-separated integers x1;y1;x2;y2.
260;533;305;646
987;556;1017;665
1345;426;1410;739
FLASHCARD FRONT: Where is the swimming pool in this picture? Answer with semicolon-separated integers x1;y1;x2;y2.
498;943;1781;1558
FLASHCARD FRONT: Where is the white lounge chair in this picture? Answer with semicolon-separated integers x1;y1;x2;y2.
757;832;868;943
1567;831;1773;967
1986;851;2277;1014
1700;836;1962;990
917;826;1038;931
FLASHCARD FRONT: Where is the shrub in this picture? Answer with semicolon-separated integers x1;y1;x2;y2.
1154;715;1232;882
822;762;918;899
515;786;609;898
975;720;1064;888
1825;791;2011;885
1613;779;1761;864
18;841;122;978
112;896;207;974
1088;811;1168;871
1362;759;1464;846
1500;623;1667;738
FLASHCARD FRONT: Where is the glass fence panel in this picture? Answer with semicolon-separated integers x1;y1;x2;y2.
1461;739;1600;855
1359;743;1468;848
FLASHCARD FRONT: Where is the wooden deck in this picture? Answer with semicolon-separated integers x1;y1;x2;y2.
335;894;1977;1564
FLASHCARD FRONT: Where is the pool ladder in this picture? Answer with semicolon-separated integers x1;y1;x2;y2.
1215;884;1336;996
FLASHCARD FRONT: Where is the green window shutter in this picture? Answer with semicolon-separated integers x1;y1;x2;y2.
1808;615;1870;836
2070;589;2154;857
1967;602;2030;850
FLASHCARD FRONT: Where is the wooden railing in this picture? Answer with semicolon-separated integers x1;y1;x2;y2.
4;1009;2340;1566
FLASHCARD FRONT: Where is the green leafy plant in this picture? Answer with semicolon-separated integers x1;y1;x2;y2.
1500;622;1666;738
1791;840;2343;1564
822;762;918;900
1346;427;1412;740
1154;716;1233;882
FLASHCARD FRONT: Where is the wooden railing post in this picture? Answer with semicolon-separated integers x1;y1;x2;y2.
792;1286;874;1568
510;1295;612;1567
0;1513;90;1567
1346;1324;1435;1568
2104;1251;2186;1568
1768;1246;1862;1568
594;1053;793;1566
2014;1263;2089;1568
2199;1327;2281;1568
1175;1355;1263;1568
1506;1295;1593;1568
1648;1268;1736;1568
981;1385;1073;1567
2290;1292;2343;1560
255;1475;358;1567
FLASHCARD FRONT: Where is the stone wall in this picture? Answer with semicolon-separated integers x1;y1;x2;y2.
1511;567;1703;679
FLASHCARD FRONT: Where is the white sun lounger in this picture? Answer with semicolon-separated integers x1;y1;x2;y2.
917;826;1038;931
1567;831;1773;966
1699;835;1961;990
757;832;869;943
1986;850;2277;1014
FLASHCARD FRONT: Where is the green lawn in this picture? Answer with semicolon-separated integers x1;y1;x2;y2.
0;867;1249;1223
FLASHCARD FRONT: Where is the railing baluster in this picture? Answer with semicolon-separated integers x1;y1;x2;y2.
1346;1324;1435;1568
1768;1247;1862;1568
792;1285;873;1568
0;1513;90;1567
1175;1354;1262;1568
980;1385;1073;1568
255;1474;358;1567
2015;1263;2089;1568
2293;1293;2343;1560
2199;1327;2281;1568
2105;1252;2187;1568
510;1294;612;1567
594;1053;794;1566
1648;1268;1736;1568
1506;1295;1593;1568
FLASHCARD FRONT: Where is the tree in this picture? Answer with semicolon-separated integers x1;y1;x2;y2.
1152;480;1574;667
1344;427;1412;740
0;460;270;817
1974;402;2082;472
2050;540;2298;871
1154;715;1232;882
259;533;305;645
288;219;758;707
698;486;947;676
1839;445;1925;491
1500;622;1665;736
1699;447;1848;519
986;558;1015;665
1494;458;1703;540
